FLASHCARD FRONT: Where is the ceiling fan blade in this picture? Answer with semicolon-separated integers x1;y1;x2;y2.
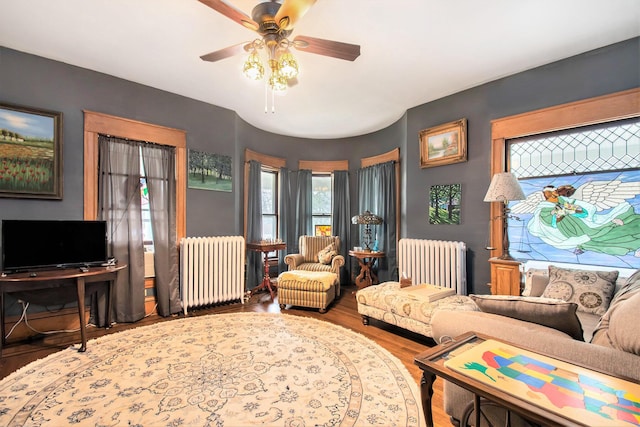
198;0;259;31
200;42;249;62
293;35;361;61
274;0;317;31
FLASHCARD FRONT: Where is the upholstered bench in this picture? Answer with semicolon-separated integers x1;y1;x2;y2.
356;281;479;338
278;271;339;313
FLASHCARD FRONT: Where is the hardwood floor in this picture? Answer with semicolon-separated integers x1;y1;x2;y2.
0;284;453;426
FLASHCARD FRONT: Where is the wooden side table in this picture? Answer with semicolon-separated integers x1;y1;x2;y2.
0;265;126;353
349;250;385;291
247;241;286;300
488;257;521;295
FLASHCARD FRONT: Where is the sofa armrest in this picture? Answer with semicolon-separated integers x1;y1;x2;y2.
431;310;640;380
432;310;640;424
284;254;304;270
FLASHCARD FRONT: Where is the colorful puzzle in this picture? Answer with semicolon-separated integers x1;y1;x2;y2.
445;339;640;426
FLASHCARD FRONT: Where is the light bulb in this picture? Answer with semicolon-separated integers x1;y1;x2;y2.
268;72;288;92
243;51;264;81
278;51;298;79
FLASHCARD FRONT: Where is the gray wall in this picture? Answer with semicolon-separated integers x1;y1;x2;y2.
1;37;638;294
403;37;639;292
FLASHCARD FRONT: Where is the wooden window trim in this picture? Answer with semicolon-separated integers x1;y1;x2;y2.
488;88;640;258
83;110;187;244
298;160;348;172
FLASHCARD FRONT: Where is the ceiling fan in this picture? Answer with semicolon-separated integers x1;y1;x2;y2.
198;0;360;91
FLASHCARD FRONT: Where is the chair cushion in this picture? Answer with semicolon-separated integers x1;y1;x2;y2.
278;271;337;291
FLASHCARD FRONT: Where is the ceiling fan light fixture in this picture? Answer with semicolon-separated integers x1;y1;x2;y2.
278;50;299;79
242;50;264;81
268;71;288;93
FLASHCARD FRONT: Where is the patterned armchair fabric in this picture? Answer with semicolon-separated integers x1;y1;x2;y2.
284;235;345;283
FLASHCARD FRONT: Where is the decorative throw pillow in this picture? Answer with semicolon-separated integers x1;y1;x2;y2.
607;291;640;356
470;294;584;341
542;266;618;316
591;269;640;348
522;268;549;297
317;244;337;265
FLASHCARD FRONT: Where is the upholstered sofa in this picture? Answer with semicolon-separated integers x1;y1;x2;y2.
284;235;345;289
430;267;640;426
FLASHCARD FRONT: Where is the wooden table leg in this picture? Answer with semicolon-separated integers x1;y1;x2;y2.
368;258;379;285
420;371;436;427
106;279;113;329
0;291;4;354
474;394;481;427
354;258;370;290
76;277;87;352
251;251;276;300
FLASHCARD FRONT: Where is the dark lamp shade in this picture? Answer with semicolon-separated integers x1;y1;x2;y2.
351;210;383;225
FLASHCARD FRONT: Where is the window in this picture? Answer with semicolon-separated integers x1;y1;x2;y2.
312;174;332;235
261;169;278;241
489;89;638;271
139;154;154;253
506;118;640;270
83;111;186;241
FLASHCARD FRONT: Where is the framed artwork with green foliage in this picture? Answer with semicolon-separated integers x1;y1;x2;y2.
429;183;461;224
188;149;232;192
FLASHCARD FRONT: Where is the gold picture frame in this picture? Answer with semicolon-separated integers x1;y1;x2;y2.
419;118;467;168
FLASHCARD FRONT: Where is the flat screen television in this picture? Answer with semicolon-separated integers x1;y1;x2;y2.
1;220;108;273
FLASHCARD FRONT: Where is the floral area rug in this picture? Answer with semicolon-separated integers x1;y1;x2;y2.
0;312;424;426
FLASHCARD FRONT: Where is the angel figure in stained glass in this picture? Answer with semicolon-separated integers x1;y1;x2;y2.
512;180;640;258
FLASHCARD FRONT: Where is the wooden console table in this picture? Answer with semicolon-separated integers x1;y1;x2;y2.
0;265;126;354
349;250;385;291
415;331;640;427
247;241;286;300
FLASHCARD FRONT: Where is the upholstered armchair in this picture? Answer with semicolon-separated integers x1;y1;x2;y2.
284;235;345;285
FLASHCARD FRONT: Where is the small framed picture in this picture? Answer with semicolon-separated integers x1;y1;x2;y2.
429;183;461;225
0;103;63;199
419;118;467;168
315;225;331;236
187;149;232;192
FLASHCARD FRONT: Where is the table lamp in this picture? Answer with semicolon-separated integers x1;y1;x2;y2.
483;172;525;260
351;210;383;252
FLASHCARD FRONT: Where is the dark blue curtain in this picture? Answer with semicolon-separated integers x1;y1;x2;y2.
332;170;351;283
246;160;263;290
357;161;397;282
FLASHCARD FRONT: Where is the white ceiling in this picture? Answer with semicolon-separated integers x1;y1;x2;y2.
2;0;639;139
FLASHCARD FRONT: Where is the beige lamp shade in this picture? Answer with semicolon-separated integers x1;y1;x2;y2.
483;172;525;202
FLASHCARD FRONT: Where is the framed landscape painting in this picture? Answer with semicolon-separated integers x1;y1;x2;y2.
187;149;232;192
419;118;467;168
0;103;63;199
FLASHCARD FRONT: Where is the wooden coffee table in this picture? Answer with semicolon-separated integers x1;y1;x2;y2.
414;332;640;427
